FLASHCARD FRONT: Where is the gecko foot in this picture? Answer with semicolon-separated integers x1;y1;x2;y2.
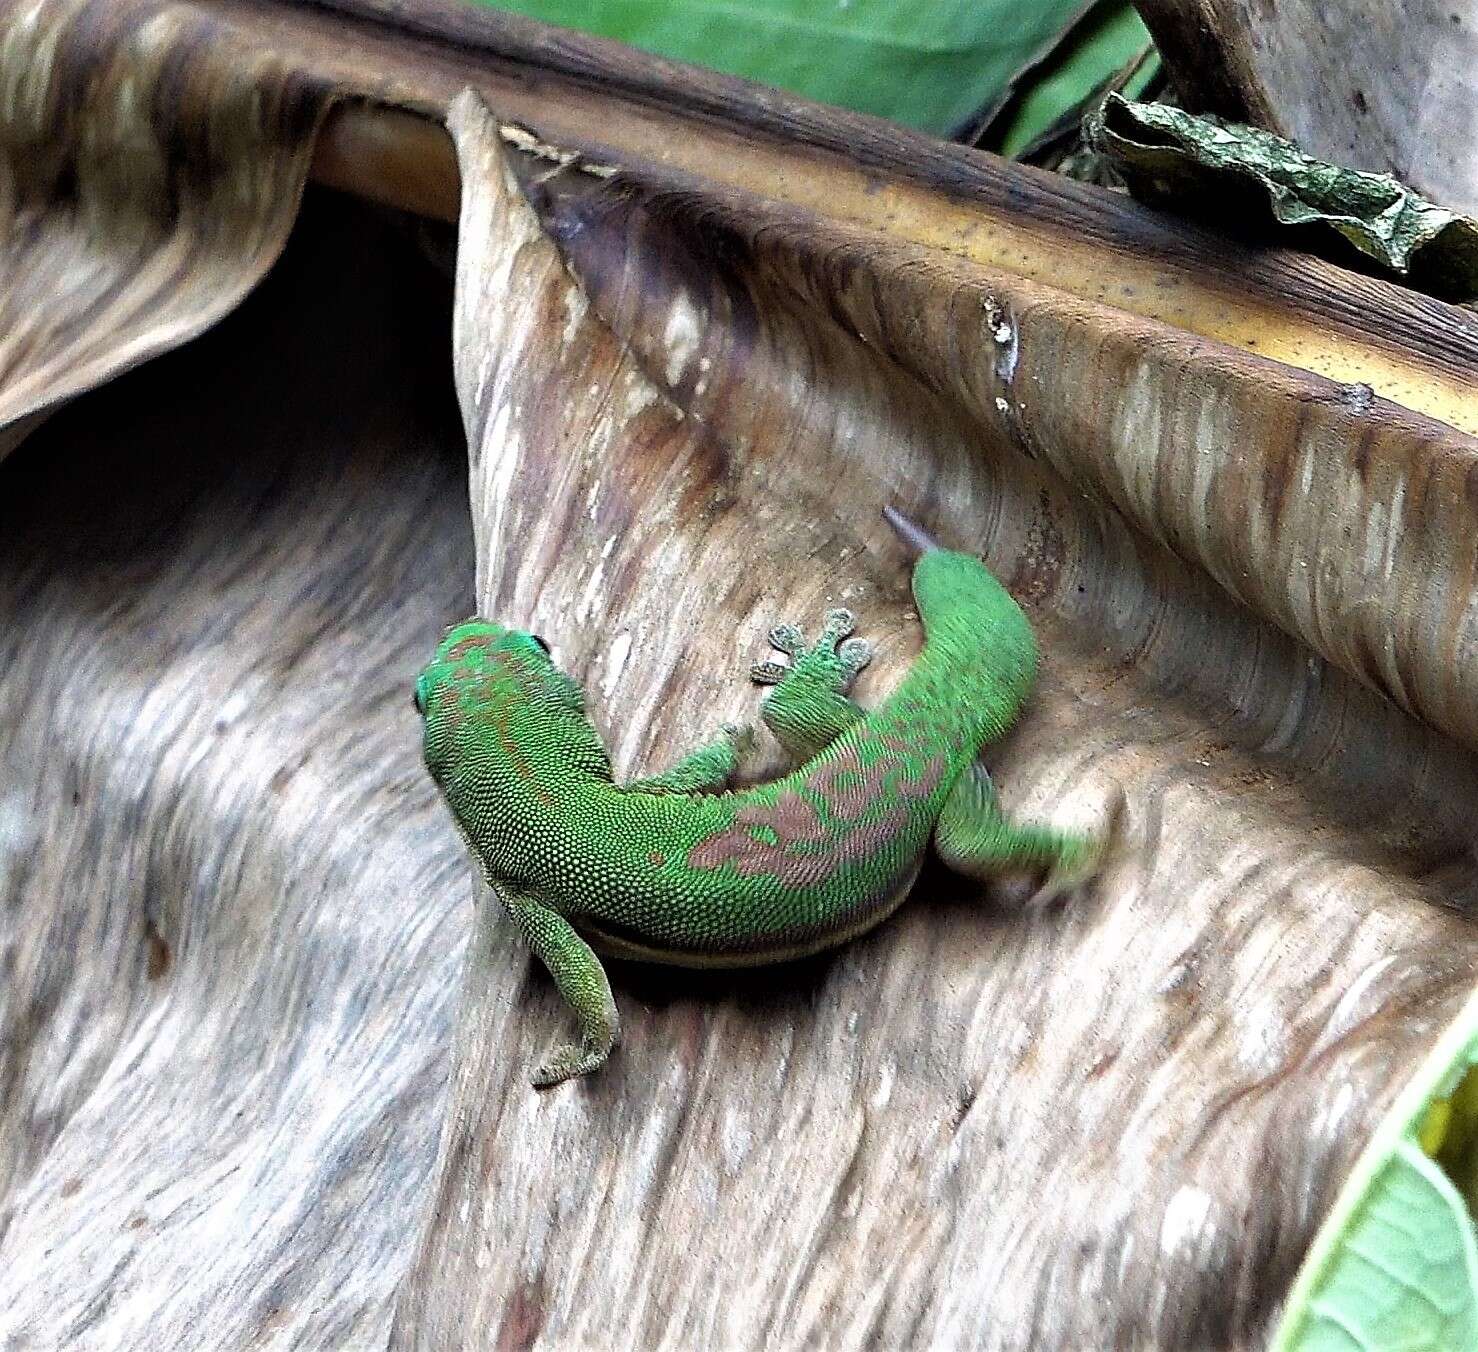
532;1016;622;1089
1028;784;1130;907
532;1043;608;1088
750;607;872;693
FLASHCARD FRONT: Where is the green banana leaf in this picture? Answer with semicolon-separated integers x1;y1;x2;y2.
1274;986;1478;1351
468;0;1132;138
989;1;1156;159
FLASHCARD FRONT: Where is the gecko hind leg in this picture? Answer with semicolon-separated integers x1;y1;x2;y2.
935;765;1127;903
750;606;871;761
501;885;621;1087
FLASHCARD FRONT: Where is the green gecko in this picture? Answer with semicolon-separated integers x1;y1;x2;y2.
415;508;1121;1086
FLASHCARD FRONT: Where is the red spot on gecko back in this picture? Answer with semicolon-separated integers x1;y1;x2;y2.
445;634;495;662
687;740;946;885
492;702;556;808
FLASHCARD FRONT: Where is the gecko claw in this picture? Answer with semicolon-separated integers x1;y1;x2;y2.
819;608;856;642
837;638;872;677
767;624;806;657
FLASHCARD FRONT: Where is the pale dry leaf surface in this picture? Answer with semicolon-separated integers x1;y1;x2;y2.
1;2;1477;1350
393;94;1478;1350
0;0;328;438
0;201;472;1349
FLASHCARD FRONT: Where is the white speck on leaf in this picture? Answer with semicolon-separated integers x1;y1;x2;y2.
983;295;1019;381
560;287;588;350
871;1059;895;1110
662;292;702;386
1159;1185;1214;1255
599;632;633;700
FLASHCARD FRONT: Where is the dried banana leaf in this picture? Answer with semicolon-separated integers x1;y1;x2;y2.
0;192;470;1346
0;0;325;440
1087;94;1478;301
2;1;1478;1349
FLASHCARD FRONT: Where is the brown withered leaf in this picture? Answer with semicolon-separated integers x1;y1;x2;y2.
2;2;1478;1349
0;0;326;441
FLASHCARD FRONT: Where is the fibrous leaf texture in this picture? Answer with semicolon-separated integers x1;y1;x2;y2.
2;2;1478;1350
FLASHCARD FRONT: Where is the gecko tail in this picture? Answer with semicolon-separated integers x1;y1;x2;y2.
882;504;942;557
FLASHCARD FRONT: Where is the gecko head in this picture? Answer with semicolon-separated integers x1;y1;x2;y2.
414;619;602;789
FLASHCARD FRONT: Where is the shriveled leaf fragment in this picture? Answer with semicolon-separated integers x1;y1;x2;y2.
1273;988;1478;1352
1086;93;1478;300
1132;0;1478;217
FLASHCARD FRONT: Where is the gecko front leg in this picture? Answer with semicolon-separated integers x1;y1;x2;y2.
751;606;872;761
626;723;754;794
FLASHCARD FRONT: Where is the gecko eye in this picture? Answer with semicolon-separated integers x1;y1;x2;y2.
529;634;550;655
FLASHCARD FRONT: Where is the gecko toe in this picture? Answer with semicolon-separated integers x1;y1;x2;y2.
750;659;790;686
531;1042;610;1088
820;608;856;644
838;638;872;673
766;623;806;657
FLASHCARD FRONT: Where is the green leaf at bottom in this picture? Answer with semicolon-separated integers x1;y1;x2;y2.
1274;988;1478;1351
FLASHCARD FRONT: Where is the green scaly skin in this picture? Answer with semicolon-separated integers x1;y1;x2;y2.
416;509;1120;1086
